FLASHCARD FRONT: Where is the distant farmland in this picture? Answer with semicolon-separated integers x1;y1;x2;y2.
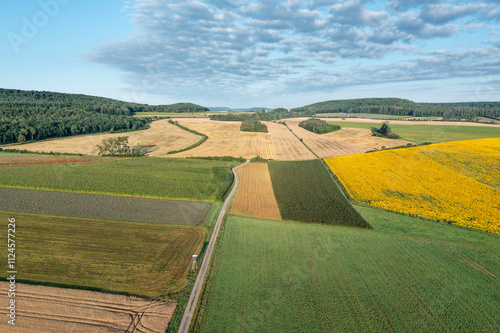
0;157;237;201
325;120;500;143
0;187;211;225
268;159;370;228
1;211;205;298
194;215;500;332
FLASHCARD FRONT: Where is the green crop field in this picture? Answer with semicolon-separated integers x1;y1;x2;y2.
268;160;371;228
0;211;206;298
194;213;500;332
0;157;237;201
327;121;500;143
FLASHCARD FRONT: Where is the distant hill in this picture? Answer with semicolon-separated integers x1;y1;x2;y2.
208;107;270;112
0;88;208;145
292;98;500;120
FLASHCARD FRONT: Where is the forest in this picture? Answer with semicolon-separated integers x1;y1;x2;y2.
0;89;207;144
291;98;500;120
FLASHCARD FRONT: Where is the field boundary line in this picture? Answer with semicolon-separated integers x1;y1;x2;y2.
177;159;250;333
167;121;209;154
283;122;320;158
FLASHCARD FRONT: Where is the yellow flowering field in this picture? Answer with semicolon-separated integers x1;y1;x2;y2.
325;138;500;234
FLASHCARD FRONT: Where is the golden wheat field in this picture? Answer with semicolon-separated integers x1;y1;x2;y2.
3;120;201;156
325;138;500;234
231;162;282;220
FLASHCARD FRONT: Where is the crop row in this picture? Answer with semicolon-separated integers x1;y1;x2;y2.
268;159;371;228
0;157;237;201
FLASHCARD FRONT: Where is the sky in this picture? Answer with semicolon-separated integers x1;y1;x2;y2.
1;0;499;108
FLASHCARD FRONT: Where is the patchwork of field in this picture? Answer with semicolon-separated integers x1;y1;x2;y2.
2;120;201;156
326;120;500;143
264;121;316;160
194;215;500;332
169;119;276;159
0;157;236;201
268;160;370;228
231;162;281;220
325;138;500;234
0;282;175;332
0;187;211;225
0;211;205;297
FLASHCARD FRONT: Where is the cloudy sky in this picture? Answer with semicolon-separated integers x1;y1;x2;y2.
1;0;499;108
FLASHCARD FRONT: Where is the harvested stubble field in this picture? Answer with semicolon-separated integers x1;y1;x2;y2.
0;187;211;225
231;162;281;220
194;215;500;332
0;157;237;201
0;211;205;297
264;121;316;160
286;118;410;157
0;282;175;333
325;120;500;143
268;160;370;228
2;120;201;156
169;119;276;159
325;138;500;234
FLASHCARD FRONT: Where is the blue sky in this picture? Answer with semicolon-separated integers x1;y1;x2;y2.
1;0;499;108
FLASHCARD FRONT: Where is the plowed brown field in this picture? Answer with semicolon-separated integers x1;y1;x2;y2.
286;118;410;157
231;162;281;220
265;121;316;160
0;282;175;333
2;120;201;156
170;119;276;159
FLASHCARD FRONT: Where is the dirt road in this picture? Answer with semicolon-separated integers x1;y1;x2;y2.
177;159;250;333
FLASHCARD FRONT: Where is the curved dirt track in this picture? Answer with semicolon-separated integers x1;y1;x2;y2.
0;282;175;333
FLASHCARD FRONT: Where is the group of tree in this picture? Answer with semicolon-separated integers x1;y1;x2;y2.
298;118;341;134
371;121;401;139
96;136;144;157
240;119;268;132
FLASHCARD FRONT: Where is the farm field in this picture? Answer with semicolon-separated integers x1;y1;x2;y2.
194;215;500;332
325;138;500;234
0;153;118;166
2;120;201;156
169;119;276;159
268;160;370;228
325;120;500;143
286;118;411;157
0;187;211;225
231;162;281;220
264;121;316;160
0;282;175;333
0;211;206;297
0;157;237;201
318;112;414;120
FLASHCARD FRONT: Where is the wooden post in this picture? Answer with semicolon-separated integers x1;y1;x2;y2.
191;255;198;271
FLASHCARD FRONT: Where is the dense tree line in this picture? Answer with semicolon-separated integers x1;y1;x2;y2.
291;98;500;120
0;89;149;144
299;118;341;134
